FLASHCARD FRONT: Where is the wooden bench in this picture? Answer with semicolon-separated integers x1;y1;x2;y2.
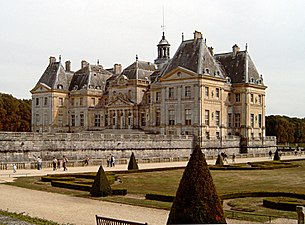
96;215;147;225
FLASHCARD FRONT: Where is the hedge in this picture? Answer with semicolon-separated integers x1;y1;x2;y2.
263;197;305;211
145;193;175;202
51;180;91;191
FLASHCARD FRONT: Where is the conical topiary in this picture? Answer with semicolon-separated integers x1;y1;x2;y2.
215;154;224;165
128;152;139;170
90;165;112;197
273;149;281;161
167;145;226;224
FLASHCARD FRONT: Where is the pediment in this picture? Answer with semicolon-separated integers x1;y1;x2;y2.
160;67;198;82
30;83;51;93
106;96;134;107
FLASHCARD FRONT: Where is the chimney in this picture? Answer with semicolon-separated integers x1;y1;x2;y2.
81;60;88;69
65;61;71;72
49;56;56;64
114;64;122;75
193;31;202;41
208;47;214;56
232;44;240;59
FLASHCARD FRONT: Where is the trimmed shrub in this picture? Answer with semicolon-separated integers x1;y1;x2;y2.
215;154;224;166
128;152;139;170
263;197;305;211
112;189;128;196
273;150;281;161
51;180;91;191
167;144;226;224
90;166;112;197
146;193;175;202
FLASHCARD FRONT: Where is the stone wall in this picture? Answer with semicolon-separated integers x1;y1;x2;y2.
0;132;276;163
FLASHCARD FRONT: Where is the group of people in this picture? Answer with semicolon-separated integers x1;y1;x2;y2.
52;156;69;171
107;154;116;167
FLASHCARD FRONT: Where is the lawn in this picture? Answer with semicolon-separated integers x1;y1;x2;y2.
5;160;305;222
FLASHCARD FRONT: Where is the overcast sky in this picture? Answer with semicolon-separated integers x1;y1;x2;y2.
0;0;304;118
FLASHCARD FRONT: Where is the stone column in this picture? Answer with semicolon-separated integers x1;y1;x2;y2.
296;206;305;224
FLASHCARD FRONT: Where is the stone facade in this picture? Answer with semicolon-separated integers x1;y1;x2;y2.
30;30;276;153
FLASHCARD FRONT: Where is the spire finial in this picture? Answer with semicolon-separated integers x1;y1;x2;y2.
161;6;166;35
136;54;138;61
245;43;248;51
59;55;61;62
182;32;184;42
97;59;99;65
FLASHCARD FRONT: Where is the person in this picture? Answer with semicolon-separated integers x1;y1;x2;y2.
12;164;17;173
107;154;112;167
111;155;115;167
63;155;68;171
223;152;228;164
52;157;57;171
232;153;236;163
268;150;272;159
37;156;42;170
57;158;61;169
83;156;89;166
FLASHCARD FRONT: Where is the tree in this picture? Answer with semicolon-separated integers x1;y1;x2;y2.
215;154;224;166
128;152;139;170
273;150;281;161
167;145;226;224
90;166;112;197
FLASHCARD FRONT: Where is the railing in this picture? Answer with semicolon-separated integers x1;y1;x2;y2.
96;215;147;225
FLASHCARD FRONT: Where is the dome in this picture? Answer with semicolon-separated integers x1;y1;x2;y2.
158;32;170;46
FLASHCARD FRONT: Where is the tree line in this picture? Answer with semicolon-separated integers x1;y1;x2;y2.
0;93;31;132
266;115;305;144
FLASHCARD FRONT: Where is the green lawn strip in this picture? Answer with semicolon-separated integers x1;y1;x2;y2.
0;209;61;225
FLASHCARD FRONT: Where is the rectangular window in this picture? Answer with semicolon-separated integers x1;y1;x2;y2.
44;97;48;106
258;95;262;104
205;110;210;126
185;109;192;125
234;113;240;128
141;112;146;126
80;97;83;106
59;98;63;106
71;98;74;106
215;111;220;126
35;114;40;125
147;94;151;104
258;114;262;128
112;113;116;126
235;93;240;102
44;113;48;125
58;113;63;127
95;114;100;127
185;86;191;98
216;132;220;139
36;98;39;106
216;88;220;98
156;92;161;102
251;114;254;127
205;87;209;97
155;111;160;126
250;94;254;103
169;88;174;99
169;110;175;125
71;114;75;127
80;114;84;126
228;113;232;128
105;114;108;126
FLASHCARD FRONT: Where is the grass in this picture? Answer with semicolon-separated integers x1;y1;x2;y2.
5;159;305;222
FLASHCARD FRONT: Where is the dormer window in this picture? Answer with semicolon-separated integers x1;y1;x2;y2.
57;84;63;89
205;68;210;74
226;77;231;83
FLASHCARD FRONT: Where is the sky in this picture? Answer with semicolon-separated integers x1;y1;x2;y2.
0;0;304;118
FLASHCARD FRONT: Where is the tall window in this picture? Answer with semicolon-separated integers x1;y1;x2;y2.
71;114;75;127
169;88;174;99
80;97;83;106
105;114;108;126
169;110;175;125
95;114;100;127
44;97;48;106
235;93;240;102
58;113;63;127
35;114;40;125
251;114;254;127
185;109;192;125
205;87;209;97
205;110;210;126
36;98;39;106
215;111;220;126
185;86;191;98
258;95;262;104
155;111;160;126
156;92;161;102
250;94;254;103
80;114;84;126
59;98;63;106
228;113;232;128
71;98;74;106
258;114;262;128
234;114;240;128
112;113;116;126
141;112;146;126
215;88;220;98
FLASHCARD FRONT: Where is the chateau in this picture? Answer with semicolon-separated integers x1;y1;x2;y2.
31;31;275;153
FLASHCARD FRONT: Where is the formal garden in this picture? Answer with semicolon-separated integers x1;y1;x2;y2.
6;153;305;223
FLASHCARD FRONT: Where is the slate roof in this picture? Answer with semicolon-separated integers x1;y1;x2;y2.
69;65;113;91
159;38;225;79
35;62;73;90
215;51;263;85
122;60;156;80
